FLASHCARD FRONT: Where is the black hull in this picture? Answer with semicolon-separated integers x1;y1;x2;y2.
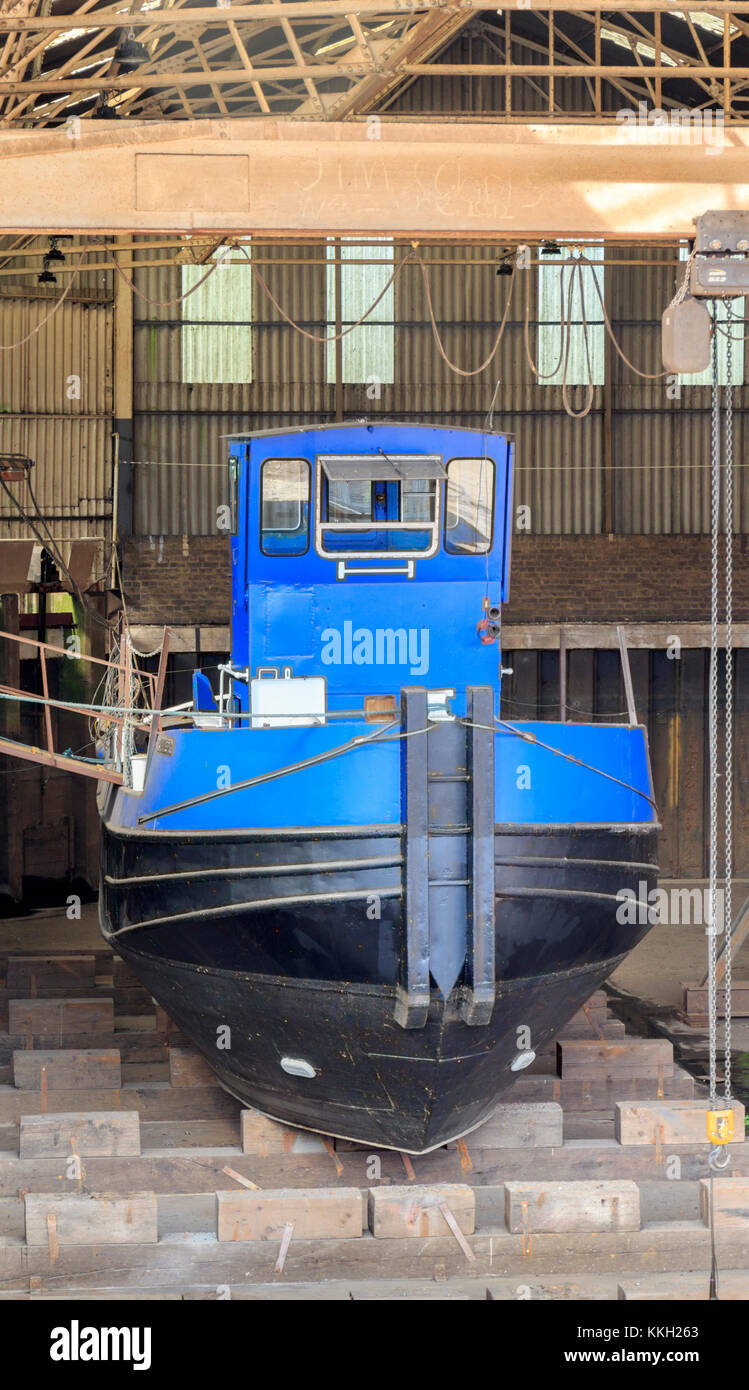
100;819;659;1153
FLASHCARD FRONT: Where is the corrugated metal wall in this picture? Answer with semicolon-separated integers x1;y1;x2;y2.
132;236;747;538
0;238;113;542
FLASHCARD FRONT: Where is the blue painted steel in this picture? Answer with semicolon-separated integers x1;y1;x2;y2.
117;719;655;832
106;422;657;837
229;423;512;710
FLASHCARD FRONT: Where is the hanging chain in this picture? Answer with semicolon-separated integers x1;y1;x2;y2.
708;312;720;1108
723;315;734;1100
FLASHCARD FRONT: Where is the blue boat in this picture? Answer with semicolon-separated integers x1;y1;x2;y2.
99;422;659;1152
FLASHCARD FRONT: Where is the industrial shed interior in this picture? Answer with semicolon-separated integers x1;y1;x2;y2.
0;0;748;1315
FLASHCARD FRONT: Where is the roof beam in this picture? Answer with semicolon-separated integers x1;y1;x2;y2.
0;118;745;238
312;7;475;119
5;2;749;30
6;60;749;95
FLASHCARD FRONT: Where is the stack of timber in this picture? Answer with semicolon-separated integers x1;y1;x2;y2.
609;978;749;1101
2;953;749;1301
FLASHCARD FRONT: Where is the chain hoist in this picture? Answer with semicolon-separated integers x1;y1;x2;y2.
706;302;735;1174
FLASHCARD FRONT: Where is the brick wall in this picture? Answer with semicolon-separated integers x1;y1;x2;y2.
120;533;749;626
121;537;231;624
504;535;749;624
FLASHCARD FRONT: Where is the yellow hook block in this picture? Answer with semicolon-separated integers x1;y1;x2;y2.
707;1109;735;1145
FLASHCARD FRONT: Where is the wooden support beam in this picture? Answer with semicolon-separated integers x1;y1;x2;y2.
216;1188;364;1241
700;893;749;989
24;1193;158;1246
505;1180;640;1233
368;1184;475;1238
20;1111;141;1159
616;1099;746;1146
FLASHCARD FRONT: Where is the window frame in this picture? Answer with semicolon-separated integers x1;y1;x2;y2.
443;456;496;557
314;457;441;561
536;243;605;388
259;457;311;557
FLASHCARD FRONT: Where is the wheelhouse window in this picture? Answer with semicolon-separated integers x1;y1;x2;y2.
316;455;442;558
445;457;495;555
261;459;310;555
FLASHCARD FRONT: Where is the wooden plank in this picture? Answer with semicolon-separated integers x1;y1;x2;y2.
683;981;749;1019
112;958;144;988
12;1050;121;1091
515;1070;694;1107
8;1138;749;1199
557;1039;674;1080
140;1117;241;1149
19;1111;141;1159
6;956;96;992
368;1184;475;1238
504;1180;640;1233
699;1178;749;1229
24;1193;158;1246
450;1103;563;1150
8;1222;749;1291
240;1109;328;1156
168;1048;218;1088
558;1020;626;1040
0;1032;167;1065
616;1099;746;1147
619;1270;749;1300
8;999;114;1037
217;1188;364;1242
0;1081;237;1123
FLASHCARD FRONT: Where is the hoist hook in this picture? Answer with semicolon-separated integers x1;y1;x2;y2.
709;1144;731;1172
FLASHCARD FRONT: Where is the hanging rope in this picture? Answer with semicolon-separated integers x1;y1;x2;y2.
0;257;82;351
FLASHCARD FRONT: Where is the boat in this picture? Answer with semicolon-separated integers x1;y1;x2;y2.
98;421;659;1153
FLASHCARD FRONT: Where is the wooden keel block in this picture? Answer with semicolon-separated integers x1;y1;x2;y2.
616;1099;745;1147
368;1184;475;1239
557;1040;673;1080
240;1109;328;1156
216;1188;364;1242
112;958;141;988
24;1193;158;1246
516;1071;694;1107
168;1048;217;1088
504;1181;640;1233
12;1050;122;1091
464;1102;563;1150
619;1271;749;1300
8;999;114;1038
19;1111;141;1159
682;982;749;1019
699;1179;749;1229
6;956;96;992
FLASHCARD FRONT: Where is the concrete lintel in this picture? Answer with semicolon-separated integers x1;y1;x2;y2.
130;625;230;653
2;120;749;238
503;623;749;650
